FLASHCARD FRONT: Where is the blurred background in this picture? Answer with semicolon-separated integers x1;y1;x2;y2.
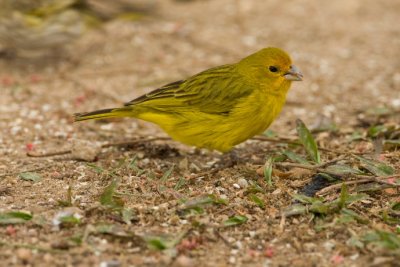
0;0;399;144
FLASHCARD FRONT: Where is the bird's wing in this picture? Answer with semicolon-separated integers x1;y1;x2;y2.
124;64;254;115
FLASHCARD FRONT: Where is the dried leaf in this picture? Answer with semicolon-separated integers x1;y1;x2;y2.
354;155;394;176
100;179;124;210
19;172;42;182
263;157;274;186
282;150;310;165
325;164;362;175
362;230;400;250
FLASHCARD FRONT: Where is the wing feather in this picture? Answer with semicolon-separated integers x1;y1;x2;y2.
124;64;254;115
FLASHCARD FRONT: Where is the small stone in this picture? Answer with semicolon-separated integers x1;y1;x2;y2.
249;231;256;238
71;139;101;162
16;248;32;262
99;260;121;267
237;178;248;188
174;255;194;267
233;183;241;189
323;241;335;251
272;188;281;195
349;254;359;260
178;158;189;171
43;254;53;263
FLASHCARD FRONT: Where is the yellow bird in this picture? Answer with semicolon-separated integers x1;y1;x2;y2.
75;47;303;152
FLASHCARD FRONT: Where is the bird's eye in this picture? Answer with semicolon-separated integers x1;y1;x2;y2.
269;66;278;73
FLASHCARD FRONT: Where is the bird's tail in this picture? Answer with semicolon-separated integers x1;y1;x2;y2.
74;107;133;122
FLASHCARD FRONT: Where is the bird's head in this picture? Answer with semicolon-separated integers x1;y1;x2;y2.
237;47;302;93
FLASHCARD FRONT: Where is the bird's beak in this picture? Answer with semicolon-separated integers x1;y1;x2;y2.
284;65;303;81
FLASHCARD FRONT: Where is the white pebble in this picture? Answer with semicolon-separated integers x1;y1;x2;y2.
233;183;241;189
237;178;248;188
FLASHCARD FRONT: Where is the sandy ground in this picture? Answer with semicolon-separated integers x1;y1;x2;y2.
0;0;400;266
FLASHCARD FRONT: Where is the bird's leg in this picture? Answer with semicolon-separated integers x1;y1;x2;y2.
212;149;240;168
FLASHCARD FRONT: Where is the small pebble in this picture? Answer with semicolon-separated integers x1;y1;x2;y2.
272;188;281;195
16;248;32;262
174;255;194;267
237;178;248;188
99;260;121;267
43;254;53;263
233;183;241;189
323;241;335;251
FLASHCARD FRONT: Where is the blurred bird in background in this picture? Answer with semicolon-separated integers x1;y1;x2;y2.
0;0;158;59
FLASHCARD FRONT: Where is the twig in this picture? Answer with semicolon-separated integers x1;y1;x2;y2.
316;179;376;195
275;162;343;177
27;150;71;157
316;175;400;196
188;168;221;180
213;228;234;248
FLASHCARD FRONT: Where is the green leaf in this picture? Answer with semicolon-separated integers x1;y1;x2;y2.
58;215;81;225
100;180;124;209
160;166;174;183
263;157;274;186
180;206;205;216
354;155;394;176
348;131;364;142
86;163;104;173
0;211;33;224
383;140;400;151
246;181;266;194
95;224;137;238
57;186;73;207
143;232;185;251
183;194;228;209
325;164;362;175
262;129;277;137
146;237;169;250
309;201;329;215
338;183;349;209
19;172;42;182
174;177;186;190
365;106;393;116
282;150;310;165
347;236;365;249
282;204;307;217
382;210;400;225
292;194;323;204
121;208;136;225
223;215;248;227
248;194;265;209
296;119;321;163
367;125;387;138
362;230;400;250
340;208;369;224
391;202;400;211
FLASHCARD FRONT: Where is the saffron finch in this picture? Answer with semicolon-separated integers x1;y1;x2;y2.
75;47;303;152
